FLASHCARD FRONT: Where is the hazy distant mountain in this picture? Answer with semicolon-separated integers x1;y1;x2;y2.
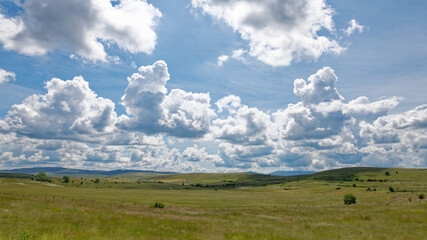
1;167;317;177
269;171;316;176
0;167;175;176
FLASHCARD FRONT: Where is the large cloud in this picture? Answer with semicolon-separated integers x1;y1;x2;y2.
191;0;345;66
0;0;161;62
118;60;215;138
210;66;421;170
1;76;117;140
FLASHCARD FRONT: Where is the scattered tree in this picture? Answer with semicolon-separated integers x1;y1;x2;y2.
385;171;390;176
62;175;70;183
35;171;49;182
419;193;425;199
389;186;395;192
344;193;356;205
94;178;100;183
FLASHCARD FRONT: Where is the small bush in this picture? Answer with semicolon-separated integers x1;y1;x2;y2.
151;202;165;208
19;230;31;240
385;171;390;176
344;194;356;205
419;193;425;199
94;178;100;184
389;186;394;192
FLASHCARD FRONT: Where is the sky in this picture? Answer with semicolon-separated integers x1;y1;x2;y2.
0;0;426;173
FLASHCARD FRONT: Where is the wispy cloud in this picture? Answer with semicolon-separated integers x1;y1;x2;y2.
0;68;15;84
344;19;365;36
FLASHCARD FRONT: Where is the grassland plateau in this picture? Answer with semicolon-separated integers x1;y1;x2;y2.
0;167;426;239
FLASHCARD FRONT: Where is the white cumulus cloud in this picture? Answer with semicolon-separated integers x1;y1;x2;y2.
294;67;343;105
0;62;426;171
118;61;215;138
0;0;161;62
192;0;345;66
2;76;117;140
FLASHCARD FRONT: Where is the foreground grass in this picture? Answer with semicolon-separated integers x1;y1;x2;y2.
0;168;426;239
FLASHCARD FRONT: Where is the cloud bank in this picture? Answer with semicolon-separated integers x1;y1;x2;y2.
0;61;426;172
0;0;161;62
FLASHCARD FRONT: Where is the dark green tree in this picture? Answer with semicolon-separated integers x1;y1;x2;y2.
62;175;70;183
344;193;356;205
36;171;49;182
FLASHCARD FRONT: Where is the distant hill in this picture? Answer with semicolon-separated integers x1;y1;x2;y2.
269;170;317;176
0;167;175;177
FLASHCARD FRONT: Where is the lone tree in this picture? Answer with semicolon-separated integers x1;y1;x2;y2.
36;171;49;182
62;175;70;183
344;193;356;205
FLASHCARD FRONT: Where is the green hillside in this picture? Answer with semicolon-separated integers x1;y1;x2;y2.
0;167;426;239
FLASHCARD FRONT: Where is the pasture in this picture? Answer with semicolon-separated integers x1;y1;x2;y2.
0;168;426;239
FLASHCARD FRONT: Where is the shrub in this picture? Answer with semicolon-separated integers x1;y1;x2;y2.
389;186;394;192
151;202;165;208
62;175;70;183
385;171;390;176
19;230;31;240
94;178;100;184
419;193;425;199
35;171;49;182
344;194;356;205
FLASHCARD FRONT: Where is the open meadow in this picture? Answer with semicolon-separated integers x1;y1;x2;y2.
0;168;426;239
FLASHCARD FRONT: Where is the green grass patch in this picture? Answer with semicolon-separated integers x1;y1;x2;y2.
0;167;425;239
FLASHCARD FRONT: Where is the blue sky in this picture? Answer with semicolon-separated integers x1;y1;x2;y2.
0;0;426;172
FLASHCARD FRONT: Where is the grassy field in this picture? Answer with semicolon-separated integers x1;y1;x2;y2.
0;168;426;239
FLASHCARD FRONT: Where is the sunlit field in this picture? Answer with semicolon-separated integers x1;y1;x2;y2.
0;168;426;239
